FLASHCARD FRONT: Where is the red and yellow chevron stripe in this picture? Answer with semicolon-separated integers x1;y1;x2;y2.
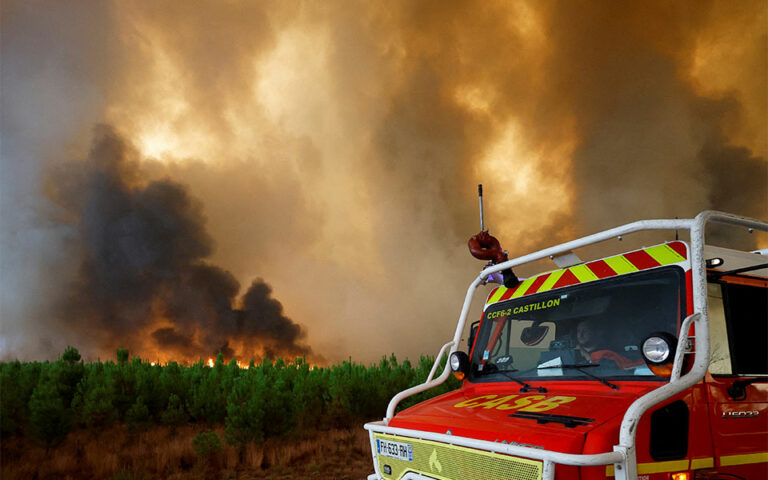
485;241;688;307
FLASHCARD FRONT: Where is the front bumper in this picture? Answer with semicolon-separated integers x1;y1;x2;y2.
370;431;542;479
365;421;626;480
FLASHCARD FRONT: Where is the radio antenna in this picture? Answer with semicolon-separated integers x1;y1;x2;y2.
478;184;485;232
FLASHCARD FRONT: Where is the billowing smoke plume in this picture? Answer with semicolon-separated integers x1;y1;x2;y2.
48;125;312;362
541;2;767;248
1;0;765;362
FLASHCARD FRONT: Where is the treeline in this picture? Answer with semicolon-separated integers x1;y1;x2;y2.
0;347;458;449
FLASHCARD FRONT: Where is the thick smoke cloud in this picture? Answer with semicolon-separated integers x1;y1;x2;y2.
49;125;312;362
541;2;767;247
1;0;765;362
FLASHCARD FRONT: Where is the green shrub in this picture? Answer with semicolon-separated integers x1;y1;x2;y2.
192;431;222;457
55;347;85;407
71;366;116;428
1;360;41;436
126;396;150;431
28;373;70;449
161;393;188;432
188;355;230;424
224;373;267;446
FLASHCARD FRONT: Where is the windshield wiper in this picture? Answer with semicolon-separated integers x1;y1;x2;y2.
477;368;548;393
538;363;619;390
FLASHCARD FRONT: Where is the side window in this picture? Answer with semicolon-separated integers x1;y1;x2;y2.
722;283;768;375
708;281;768;376
468;320;480;355
707;283;731;375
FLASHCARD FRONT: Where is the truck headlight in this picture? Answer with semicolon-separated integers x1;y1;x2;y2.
449;351;470;380
641;332;678;378
642;336;672;363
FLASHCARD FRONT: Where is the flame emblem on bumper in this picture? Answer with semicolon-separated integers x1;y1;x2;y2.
429;448;443;473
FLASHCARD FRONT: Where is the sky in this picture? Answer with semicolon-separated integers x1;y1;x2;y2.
1;0;766;365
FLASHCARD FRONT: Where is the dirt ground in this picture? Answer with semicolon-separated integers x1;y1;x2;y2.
1;425;375;480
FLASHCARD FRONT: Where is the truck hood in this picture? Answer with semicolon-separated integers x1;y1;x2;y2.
389;381;660;454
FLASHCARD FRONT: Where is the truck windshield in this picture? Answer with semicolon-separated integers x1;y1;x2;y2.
470;267;685;382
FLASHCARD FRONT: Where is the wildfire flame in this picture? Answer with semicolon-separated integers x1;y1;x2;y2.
148;357;253;369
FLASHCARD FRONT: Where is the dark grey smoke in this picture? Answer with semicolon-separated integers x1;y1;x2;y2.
239;279;305;358
51;125;311;361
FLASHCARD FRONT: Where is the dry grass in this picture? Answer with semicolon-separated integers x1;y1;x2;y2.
1;425;373;479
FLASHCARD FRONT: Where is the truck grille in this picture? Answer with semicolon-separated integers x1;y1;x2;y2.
373;433;542;480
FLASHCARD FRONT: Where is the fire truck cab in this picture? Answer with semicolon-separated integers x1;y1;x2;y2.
365;211;767;480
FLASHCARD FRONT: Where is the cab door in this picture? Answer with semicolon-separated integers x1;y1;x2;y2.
705;279;768;477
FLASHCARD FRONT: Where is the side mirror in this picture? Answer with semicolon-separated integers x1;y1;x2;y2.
521;325;550;346
468;320;480;354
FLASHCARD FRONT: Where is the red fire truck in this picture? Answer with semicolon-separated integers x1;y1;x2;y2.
365;211;767;480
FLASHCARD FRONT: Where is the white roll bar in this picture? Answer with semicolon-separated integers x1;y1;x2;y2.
384;341;454;420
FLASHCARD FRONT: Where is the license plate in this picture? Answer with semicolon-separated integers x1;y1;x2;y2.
377;438;413;461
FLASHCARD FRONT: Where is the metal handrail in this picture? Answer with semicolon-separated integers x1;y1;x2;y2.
371;211;768;480
385;341;454;421
426;341;454;383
